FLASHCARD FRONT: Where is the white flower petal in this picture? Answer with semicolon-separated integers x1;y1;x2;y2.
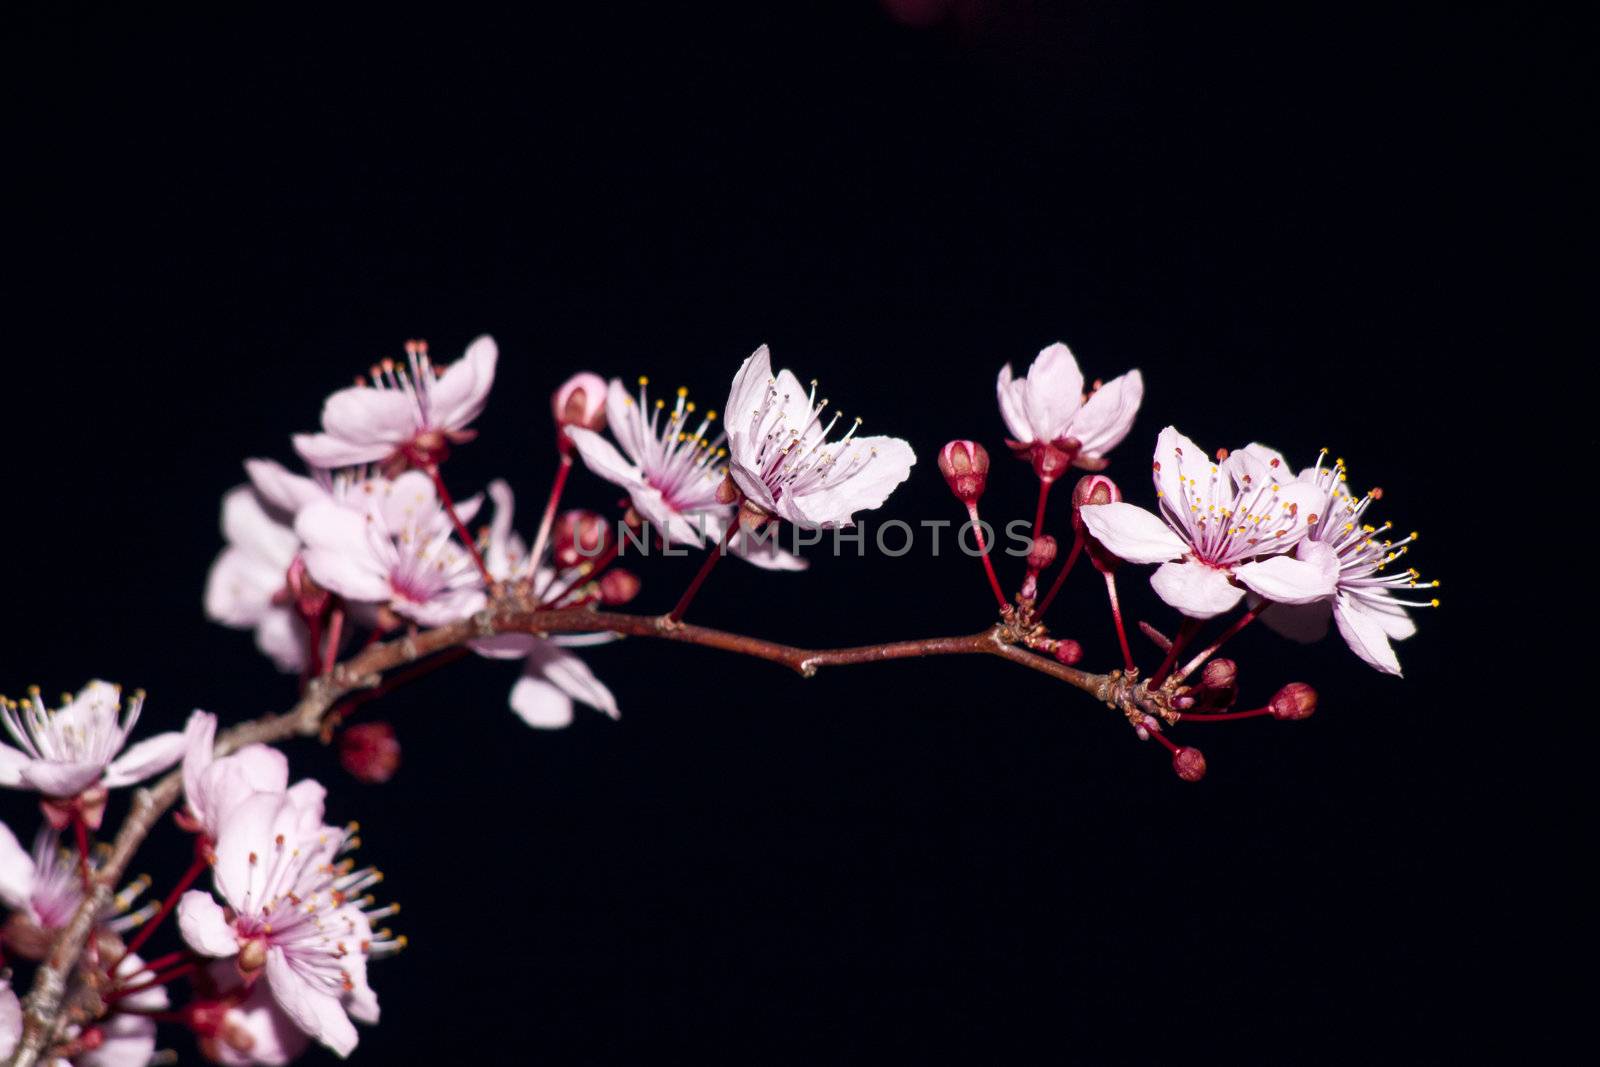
428;334;498;430
1070;368;1143;457
1023;342;1085;442
0;822;35;909
1234;546;1339;606
1334;594;1403;675
102;731;188;788
1079;502;1188;564
178;890;240;957
568;427;644;490
1149;560;1245;619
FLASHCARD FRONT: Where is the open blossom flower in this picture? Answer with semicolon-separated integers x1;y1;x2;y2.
296;470;485;628
206;460;399;672
1078;427;1337;619
996;342;1144;471
0;823;155;959
566;377;805;569
0;683;186;806
471;481;620;728
293;336;497;471
178;789;390;1058
723;345;916;529
181;711;290;840
1241;448;1438;675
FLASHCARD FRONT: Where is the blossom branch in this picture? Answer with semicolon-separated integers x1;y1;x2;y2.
9;602;1130;1066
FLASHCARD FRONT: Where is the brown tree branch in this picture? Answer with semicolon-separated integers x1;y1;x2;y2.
7;604;1129;1066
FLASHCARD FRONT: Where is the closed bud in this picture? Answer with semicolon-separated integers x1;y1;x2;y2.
599;567;642;606
715;471;741;505
1027;534;1058;571
339;721;402;784
937;440;990;504
554;509;611;568
1172;746;1208;782
1268;682;1318;721
1071;473;1122;522
1052;638;1084;665
1190;657;1239;711
552;372;608;434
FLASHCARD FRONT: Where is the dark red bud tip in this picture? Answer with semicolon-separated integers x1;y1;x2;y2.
598;568;642;606
554;509;611;567
1027;534;1058;571
1201;658;1238;689
1268;682;1318;721
339;721;402;784
1071;473;1123;510
552;372;609;432
1172;746;1208;782
937;440;990;504
1052;639;1084;666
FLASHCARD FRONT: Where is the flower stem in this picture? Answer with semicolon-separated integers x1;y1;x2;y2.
71;812;91;888
1150;618;1201;689
1031;477;1053;542
321;607;345;678
526;454;574;576
104;960;197;1003
120;853;208;959
1035;533;1084;618
1103;572;1137;674
667;522;735;623
967;504;1009;611
1175;602;1266;683
425;464;494;586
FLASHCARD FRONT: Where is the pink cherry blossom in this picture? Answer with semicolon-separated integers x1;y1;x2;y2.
0;682;186;800
1078;427;1337;619
178;788;390;1058
1241;448;1437;675
723;345;916;529
471;481;621;728
292;336;498;471
0;824;156;958
181;711;290;840
567;377;805;569
996;342;1144;469
295;470;485;628
193;960;312;1066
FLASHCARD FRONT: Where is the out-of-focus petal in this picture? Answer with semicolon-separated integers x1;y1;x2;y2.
178;890;240;957
102;732;188;789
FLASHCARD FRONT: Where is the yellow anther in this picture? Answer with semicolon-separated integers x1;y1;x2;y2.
638;375;650;386
677;386;688;398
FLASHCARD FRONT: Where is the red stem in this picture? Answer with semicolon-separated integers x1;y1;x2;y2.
72;812;91;887
1145;725;1179;753
426;464;494;585
321;607;345;678
526;454;574;573
1031;478;1053;541
108;1007;187;1022
1150;618;1201;689
966;504;1009;611
1035;533;1084;617
1103;572;1137;674
1176;602;1266;682
105;960;197;1003
541;542;619;608
121;853;209;959
668;522;735;623
123;949;188;977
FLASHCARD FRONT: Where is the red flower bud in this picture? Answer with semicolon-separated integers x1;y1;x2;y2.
554;509;611;568
1027;534;1058;571
937;440;990;504
1072;474;1125;572
552;372;608;433
339;721;402;784
1268;682;1318;721
598;568;642;606
1052;639;1084;665
1171;746;1207;782
1189;657;1239;711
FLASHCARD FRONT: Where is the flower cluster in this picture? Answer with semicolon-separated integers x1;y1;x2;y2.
3;327;1435;1064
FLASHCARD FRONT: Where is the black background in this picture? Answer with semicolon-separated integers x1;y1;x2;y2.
1;3;1572;1064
